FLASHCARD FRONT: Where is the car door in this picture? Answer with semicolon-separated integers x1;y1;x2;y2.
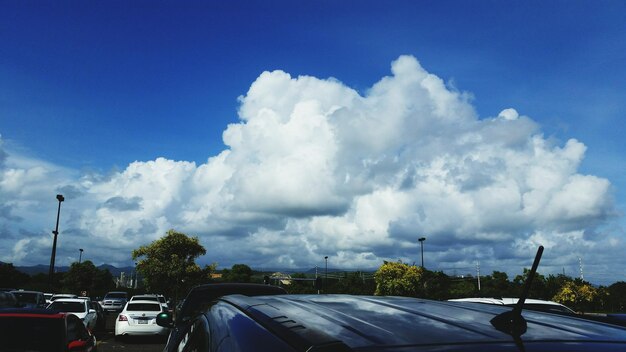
66;314;96;351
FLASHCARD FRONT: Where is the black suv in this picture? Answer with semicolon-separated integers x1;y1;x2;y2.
157;284;626;352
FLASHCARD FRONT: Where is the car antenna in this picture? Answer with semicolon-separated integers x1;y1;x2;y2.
490;245;544;339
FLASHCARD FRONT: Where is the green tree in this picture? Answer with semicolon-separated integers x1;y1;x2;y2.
223;264;253;283
513;268;547;299
480;271;513;297
132;229;207;305
607;281;626;312
61;260;115;296
421;270;451;300
61;260;98;295
449;278;477;298
0;263;29;288
374;261;424;296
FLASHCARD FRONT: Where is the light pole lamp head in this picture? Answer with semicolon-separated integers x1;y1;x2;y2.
56;194;65;202
325;256;328;260
418;237;426;242
79;248;84;252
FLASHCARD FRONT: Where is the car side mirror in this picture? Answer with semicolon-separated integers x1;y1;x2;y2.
68;340;88;351
156;311;174;328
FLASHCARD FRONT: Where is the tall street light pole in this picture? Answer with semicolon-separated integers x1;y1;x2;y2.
324;256;328;291
49;194;65;287
79;248;84;264
418;237;426;268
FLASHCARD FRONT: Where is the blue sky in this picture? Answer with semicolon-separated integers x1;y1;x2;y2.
1;1;625;284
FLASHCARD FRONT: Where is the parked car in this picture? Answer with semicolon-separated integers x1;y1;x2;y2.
10;290;46;308
448;297;577;314
157;285;626;352
47;298;98;331
114;300;169;340
159;283;287;352
0;308;97;351
102;291;128;313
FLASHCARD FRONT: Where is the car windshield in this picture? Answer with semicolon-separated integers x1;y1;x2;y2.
49;301;86;313
0;316;65;351
158;296;166;303
127;303;161;311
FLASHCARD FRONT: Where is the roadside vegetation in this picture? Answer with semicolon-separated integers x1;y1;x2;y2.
2;230;625;314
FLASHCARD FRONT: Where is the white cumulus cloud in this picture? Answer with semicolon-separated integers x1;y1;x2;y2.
0;56;621;282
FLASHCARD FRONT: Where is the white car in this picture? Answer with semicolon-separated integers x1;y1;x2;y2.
115;300;169;339
47;298;98;330
448;297;576;314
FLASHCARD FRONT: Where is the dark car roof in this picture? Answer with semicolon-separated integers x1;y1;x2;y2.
218;294;626;351
178;283;287;323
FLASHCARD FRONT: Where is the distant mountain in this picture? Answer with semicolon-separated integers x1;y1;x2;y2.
14;264;135;277
14;264;58;276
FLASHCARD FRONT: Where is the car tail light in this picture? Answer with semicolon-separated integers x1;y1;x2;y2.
118;314;128;321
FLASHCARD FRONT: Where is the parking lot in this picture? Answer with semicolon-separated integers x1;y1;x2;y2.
96;312;166;352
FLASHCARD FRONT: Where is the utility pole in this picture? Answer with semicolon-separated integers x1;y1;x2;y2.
476;262;481;291
316;266;319;294
579;257;584;281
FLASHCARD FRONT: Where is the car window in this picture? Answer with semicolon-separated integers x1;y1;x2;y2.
177;316;210;352
49;301;86;312
127;303;162;311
